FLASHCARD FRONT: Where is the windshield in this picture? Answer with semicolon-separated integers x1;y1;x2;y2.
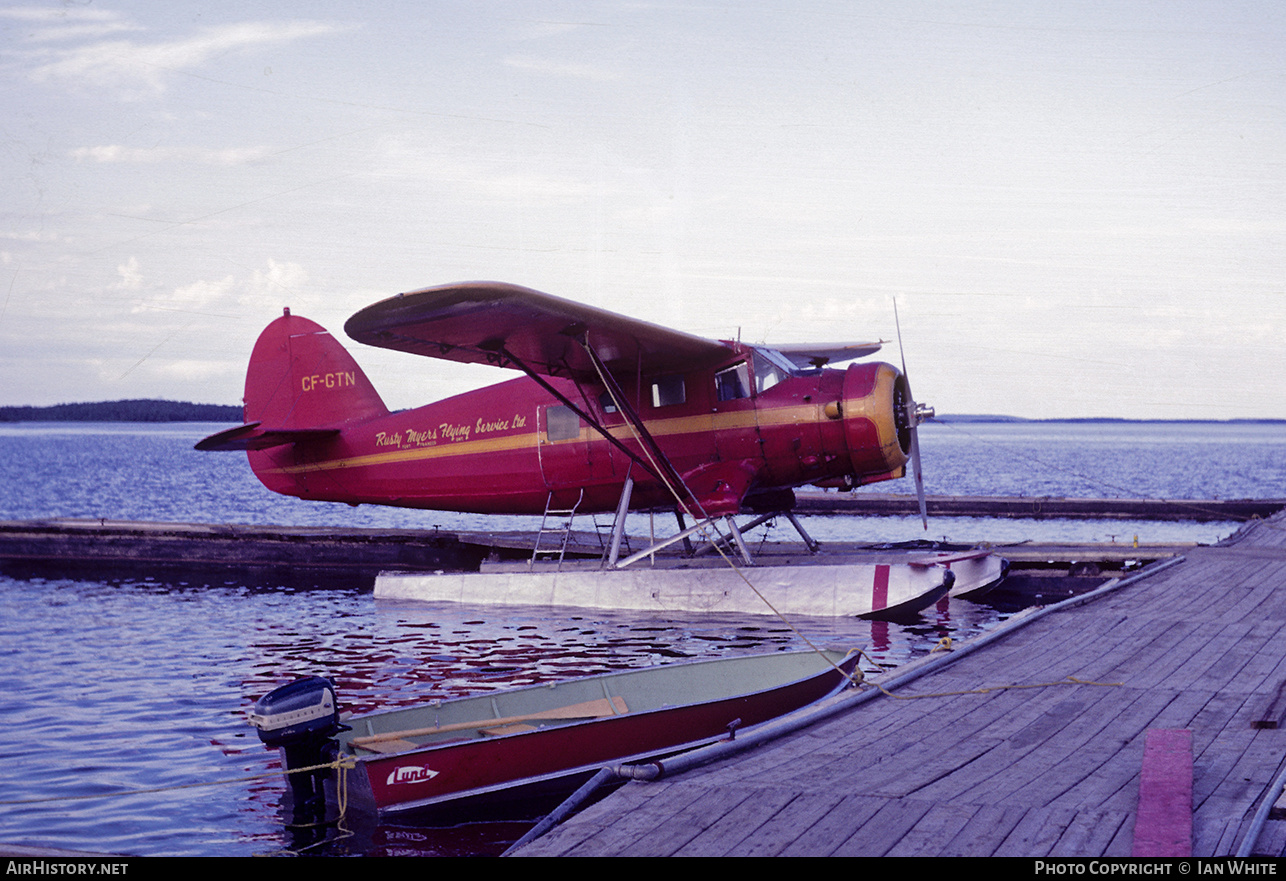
751;347;799;393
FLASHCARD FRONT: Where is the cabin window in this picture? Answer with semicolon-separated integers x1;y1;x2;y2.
651;375;686;408
715;363;750;401
545;405;580;441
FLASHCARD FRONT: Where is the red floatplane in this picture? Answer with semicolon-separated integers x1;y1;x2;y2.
198;281;933;558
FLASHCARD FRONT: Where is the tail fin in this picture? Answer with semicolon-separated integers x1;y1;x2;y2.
196;309;388;451
244;308;388;429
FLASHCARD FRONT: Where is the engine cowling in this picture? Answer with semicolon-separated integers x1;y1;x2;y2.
837;361;912;485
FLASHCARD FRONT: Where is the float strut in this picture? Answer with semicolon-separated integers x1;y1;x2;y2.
606;476;634;567
785;512;820;553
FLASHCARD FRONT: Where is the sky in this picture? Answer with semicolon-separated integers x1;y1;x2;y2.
2;1;1283;419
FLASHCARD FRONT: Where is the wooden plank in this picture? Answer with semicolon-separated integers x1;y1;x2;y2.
981;689;1173;810
831;798;936;857
1191;701;1262;810
1186;622;1268;694
883;802;978;857
518;780;706;857
1087;619;1208;687
1250;818;1286;856
993;805;1080;857
1049;809;1132;856
724;792;848;857
1197;733;1286;830
1253;680;1286;730
671;786;799;857
623;785;759;857
1123;622;1226;690
938;803;1030;857
1206;816;1250;859
1046;690;1182;811
776;794;888;857
810;733;1004;800
789;492;1285;522
1131;728;1193;857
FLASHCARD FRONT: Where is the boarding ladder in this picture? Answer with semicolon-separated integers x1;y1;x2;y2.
532;489;584;567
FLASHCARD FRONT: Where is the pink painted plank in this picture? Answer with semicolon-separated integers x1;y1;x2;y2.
1132;728;1192;857
872;564;889;611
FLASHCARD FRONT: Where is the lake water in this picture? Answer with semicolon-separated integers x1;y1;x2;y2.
0;420;1282;857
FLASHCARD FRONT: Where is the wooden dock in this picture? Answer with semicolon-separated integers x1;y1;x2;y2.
793;491;1285;522
511;511;1286;858
0;517;1194;579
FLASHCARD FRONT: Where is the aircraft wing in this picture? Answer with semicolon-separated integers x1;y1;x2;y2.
772;341;883;369
344;282;733;380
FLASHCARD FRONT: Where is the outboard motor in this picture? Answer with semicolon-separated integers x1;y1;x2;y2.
248;676;346;825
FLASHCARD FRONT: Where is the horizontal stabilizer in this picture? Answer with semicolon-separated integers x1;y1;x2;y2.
194;422;339;452
772;341;883;369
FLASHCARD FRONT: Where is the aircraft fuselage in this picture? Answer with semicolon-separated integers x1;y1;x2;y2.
248;343;911;518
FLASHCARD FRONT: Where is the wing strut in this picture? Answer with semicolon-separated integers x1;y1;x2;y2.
576;336;703;520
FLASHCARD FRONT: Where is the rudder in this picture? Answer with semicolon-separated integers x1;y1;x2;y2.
244;308;388;429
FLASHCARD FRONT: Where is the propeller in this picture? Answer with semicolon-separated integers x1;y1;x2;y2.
894;301;933;530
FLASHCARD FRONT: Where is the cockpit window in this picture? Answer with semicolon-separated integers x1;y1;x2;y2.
752;348;794;394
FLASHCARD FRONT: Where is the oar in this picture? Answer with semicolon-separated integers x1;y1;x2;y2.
350;695;628;745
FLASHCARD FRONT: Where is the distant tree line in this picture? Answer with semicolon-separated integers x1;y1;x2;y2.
0;400;241;422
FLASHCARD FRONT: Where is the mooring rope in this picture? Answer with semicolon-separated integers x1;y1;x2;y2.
0;753;359;856
0;754;355;808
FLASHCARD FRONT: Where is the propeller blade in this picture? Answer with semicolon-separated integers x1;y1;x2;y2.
894;300;929;531
910;408;927;529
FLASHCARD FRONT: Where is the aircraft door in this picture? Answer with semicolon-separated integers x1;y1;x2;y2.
537;403;617;494
711;360;761;463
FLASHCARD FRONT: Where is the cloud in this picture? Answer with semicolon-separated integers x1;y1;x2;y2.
25;19;345;94
69;145;272;166
122;259;306;316
246;260;308;304
112;256;143;292
154;276;237;312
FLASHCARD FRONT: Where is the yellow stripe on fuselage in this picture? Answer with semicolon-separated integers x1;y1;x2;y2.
258;402;823;477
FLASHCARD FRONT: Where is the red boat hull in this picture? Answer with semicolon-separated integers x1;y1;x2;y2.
345;653;859;818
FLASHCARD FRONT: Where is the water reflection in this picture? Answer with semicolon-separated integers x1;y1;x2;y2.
0;566;1018;856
